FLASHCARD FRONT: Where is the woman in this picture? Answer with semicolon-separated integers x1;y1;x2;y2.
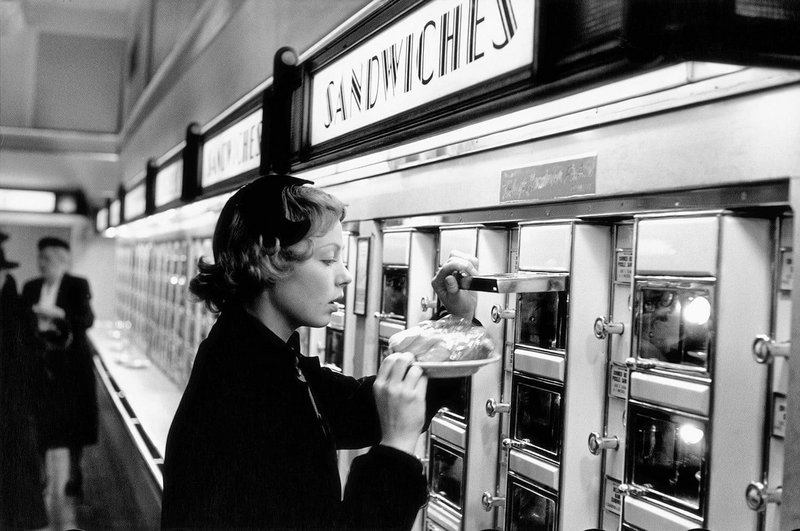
161;174;477;530
22;237;96;499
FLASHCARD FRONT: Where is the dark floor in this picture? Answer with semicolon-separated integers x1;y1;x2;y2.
39;382;161;531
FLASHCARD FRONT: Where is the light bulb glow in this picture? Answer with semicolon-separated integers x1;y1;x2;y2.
678;424;704;445
684;296;711;325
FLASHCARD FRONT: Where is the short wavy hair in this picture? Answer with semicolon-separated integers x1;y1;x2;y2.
189;182;346;313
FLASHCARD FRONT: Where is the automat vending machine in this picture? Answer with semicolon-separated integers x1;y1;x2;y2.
424;225;508;531
462;220;613;530
616;212;772;531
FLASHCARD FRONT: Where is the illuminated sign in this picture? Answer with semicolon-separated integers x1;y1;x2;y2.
0;189;57;213
201;109;262;188
124;182;146;220
156;159;183;207
310;0;534;145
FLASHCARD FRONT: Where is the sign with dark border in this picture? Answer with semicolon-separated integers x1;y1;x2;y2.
301;0;537;166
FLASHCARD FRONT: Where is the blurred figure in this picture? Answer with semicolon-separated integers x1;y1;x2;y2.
22;237;96;500
0;233;49;529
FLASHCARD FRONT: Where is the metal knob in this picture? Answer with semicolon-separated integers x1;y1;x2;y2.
502;437;528;450
593;316;624;339
420;296;438;311
625;357;656;370
745;481;782;512
588;432;619;455
481;491;506;511
752;335;790;364
491;305;516;324
486;398;511;417
617;484;645;497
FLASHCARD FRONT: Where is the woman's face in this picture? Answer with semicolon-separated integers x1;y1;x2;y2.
38;246;69;282
267;220;353;332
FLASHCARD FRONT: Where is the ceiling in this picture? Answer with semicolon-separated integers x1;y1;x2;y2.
0;0;138;207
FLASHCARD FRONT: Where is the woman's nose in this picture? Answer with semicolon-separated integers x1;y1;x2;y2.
338;264;353;286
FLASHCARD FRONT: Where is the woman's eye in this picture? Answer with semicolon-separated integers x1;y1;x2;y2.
322;259;337;265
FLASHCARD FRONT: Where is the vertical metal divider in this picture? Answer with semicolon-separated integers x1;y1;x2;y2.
782;178;800;531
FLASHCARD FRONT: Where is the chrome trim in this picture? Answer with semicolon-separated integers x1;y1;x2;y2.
513;349;565;382
629;372;711;416
508;449;560;491
623;497;703;531
431;418;467;450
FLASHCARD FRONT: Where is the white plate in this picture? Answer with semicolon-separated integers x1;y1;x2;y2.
413;354;501;379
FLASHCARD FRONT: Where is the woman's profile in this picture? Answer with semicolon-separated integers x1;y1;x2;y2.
160;174;476;530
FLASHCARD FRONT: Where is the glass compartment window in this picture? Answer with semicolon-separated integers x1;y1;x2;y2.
634;283;714;371
507;476;558;531
516;290;569;352
430;442;465;511
436;377;470;425
628;405;707;514
512;376;563;461
381;266;408;319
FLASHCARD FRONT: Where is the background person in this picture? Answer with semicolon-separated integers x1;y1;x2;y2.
22;237;96;500
161;175;476;530
0;234;49;529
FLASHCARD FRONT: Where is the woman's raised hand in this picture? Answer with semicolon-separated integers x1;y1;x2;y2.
431;250;479;322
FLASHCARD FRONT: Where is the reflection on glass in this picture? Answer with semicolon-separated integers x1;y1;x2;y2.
512;378;563;460
437;377;470;424
508;478;557;531
636;285;713;369
430;443;465;510
381;267;408;318
325;327;343;371
517;291;568;351
630;408;706;512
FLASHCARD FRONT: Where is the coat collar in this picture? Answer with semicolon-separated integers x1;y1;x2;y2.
217;304;321;377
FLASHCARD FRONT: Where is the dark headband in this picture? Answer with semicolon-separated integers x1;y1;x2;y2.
236;174;314;247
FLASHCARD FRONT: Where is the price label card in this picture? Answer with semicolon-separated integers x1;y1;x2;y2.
604;477;622;515
615;250;633;283
780;249;793;291
773;394;787;438
609;363;629;399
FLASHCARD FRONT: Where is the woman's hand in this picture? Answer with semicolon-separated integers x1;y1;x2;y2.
373;352;428;455
431;250;479;321
32;303;66;320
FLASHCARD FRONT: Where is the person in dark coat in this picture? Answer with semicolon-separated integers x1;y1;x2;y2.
21;236;96;500
0;237;49;529
161;175;479;530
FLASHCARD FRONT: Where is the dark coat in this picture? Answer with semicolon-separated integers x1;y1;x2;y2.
22;273;97;448
162;306;453;530
0;274;48;529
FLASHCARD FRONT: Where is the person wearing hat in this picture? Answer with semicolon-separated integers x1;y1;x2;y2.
22;236;96;500
161;175;476;530
1;238;49;529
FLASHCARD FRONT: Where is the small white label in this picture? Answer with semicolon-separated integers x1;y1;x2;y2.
604;477;622;515
615;250;633;283
780;249;793;291
773;394;787;438
609;363;629;399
